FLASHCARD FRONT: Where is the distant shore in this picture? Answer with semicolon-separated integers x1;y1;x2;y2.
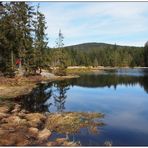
66;66;148;74
0;66;147;99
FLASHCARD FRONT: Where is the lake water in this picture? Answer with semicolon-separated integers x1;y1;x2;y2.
19;68;148;146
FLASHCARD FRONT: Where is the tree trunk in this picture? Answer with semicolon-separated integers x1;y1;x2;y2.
11;50;14;70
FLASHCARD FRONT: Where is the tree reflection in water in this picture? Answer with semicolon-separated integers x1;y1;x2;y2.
18;80;70;113
20;83;53;112
18;68;148;113
52;80;70;112
69;72;148;93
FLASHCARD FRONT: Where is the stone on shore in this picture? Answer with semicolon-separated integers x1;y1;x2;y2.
0;113;9;120
25;113;46;127
1;115;27;126
37;128;51;141
28;127;39;137
0;106;9;113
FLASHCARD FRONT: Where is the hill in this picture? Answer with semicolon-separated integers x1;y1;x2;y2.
65;42;142;51
61;42;144;67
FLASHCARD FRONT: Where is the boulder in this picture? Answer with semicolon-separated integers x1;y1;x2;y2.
25;113;46;128
28;127;39;137
0;137;16;146
63;141;78;146
0;113;9;120
46;142;53;146
16;139;30;146
46;141;57;146
1;115;27;127
0;106;9;113
1;115;20;124
37;128;51;141
0;128;6;136
40;70;55;78
56;138;67;145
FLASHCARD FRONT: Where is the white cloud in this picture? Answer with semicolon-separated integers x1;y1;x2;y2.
38;2;148;47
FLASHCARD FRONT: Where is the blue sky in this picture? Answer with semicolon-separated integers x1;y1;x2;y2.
33;2;148;47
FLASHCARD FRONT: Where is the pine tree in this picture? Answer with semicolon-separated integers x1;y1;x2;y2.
53;30;67;76
11;2;35;71
0;2;35;75
0;2;17;75
33;4;48;73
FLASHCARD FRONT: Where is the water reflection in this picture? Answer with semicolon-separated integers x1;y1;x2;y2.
18;68;148;113
12;68;148;145
19;80;70;113
46;80;70;112
69;74;148;93
20;83;53;112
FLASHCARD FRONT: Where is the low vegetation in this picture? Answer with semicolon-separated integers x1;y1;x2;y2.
0;101;104;146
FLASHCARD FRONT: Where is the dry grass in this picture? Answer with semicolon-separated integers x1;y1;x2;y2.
45;112;104;134
0;75;78;99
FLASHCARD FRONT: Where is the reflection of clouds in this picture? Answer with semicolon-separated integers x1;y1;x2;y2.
66;85;148;134
107;110;148;133
116;68;147;76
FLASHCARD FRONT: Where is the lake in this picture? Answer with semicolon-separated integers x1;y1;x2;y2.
18;68;148;146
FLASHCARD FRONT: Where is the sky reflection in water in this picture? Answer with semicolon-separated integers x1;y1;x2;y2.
20;68;148;146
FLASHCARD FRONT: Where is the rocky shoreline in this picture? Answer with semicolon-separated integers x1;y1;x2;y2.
0;101;104;146
0;71;107;146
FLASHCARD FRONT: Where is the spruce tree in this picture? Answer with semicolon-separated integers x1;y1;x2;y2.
11;2;35;72
0;2;35;75
33;4;48;73
53;29;67;76
0;2;17;75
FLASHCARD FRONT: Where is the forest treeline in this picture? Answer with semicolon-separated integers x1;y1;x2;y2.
63;43;147;67
0;2;148;76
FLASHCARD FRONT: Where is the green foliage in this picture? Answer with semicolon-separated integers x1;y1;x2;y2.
53;30;67;76
33;4;48;73
0;2;147;77
58;43;145;67
0;2;49;76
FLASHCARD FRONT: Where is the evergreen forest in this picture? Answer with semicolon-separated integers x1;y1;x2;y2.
0;2;148;76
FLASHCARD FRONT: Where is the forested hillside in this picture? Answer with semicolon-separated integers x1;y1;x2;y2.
61;43;146;67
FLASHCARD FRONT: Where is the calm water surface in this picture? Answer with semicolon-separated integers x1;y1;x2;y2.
19;68;148;146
